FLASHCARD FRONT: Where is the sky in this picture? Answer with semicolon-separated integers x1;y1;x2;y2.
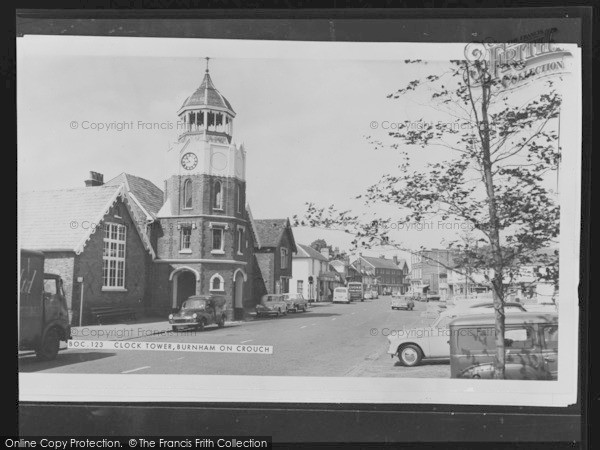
17;36;570;262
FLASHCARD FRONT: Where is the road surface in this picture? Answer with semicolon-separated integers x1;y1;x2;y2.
19;296;450;378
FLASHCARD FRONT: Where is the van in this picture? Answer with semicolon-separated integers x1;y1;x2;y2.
449;312;558;380
19;249;71;360
333;287;350;303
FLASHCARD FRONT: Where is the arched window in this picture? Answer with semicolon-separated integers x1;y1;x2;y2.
214;181;223;209
209;273;224;292
183;179;192;209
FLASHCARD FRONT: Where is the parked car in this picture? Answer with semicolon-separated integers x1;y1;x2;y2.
388;313;454;366
450;312;558;380
364;291;373;300
282;293;308;312
448;301;527;314
391;295;415;311
426;293;441;302
522;303;558;313
388;304;529;366
370;290;379;299
256;294;288;317
169;295;228;331
333;287;350;303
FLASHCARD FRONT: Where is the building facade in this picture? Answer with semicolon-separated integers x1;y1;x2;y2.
410;249;457;296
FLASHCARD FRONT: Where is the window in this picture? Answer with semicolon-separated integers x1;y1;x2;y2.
43;279;57;295
237;228;244;254
102;223;126;289
213;181;223;210
180;227;191;251
297;280;304;294
542;325;558;350
236;184;242;213
212;228;223;251
280;247;289;269
183;179;192;209
210;273;224;292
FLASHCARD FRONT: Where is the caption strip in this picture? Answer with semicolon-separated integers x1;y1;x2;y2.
67;340;273;354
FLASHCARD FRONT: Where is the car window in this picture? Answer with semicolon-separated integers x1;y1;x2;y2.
43;279;57;295
182;299;205;309
504;327;535;349
456;327;497;352
542;325;558;350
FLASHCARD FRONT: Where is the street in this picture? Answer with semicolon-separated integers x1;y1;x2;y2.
19;296;450;378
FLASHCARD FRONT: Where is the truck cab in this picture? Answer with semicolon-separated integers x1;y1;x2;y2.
19;250;71;360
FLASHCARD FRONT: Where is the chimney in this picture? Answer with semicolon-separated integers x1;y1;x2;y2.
320;247;330;259
85;171;104;187
393;255;398;265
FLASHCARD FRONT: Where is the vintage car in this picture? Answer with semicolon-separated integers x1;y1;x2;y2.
169;295;228;331
370;290;379;299
391;295;415;311
282;293;308;312
388;305;530;366
256;294;288;317
364;291;373;300
449;312;558;380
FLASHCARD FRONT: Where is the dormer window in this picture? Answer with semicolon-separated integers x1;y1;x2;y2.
183;179;193;209
213;181;223;210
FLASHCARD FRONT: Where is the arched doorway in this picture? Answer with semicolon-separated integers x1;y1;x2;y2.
170;268;198;310
233;269;246;320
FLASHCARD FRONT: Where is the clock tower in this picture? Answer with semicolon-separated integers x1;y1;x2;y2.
154;59;250;319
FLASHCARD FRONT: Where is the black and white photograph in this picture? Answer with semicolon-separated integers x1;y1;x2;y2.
17;31;581;407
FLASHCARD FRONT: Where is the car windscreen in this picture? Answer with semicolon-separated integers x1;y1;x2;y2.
182;299;205;309
264;296;280;302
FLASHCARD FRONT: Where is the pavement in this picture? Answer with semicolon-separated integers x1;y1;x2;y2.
19;296;450;378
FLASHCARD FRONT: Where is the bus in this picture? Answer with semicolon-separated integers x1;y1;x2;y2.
347;282;364;302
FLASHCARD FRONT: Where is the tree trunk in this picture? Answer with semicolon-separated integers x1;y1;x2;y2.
479;81;506;379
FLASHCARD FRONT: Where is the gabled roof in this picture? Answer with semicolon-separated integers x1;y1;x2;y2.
360;256;402;270
295;244;329;262
396;259;409;269
253;218;297;252
104;173;164;219
19;185;155;257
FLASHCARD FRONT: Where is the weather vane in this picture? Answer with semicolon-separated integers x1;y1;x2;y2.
205;57;210;73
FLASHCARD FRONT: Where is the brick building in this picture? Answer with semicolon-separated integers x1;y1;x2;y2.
19;180;156;325
252;218;297;297
410;248;457;297
18;61;295;324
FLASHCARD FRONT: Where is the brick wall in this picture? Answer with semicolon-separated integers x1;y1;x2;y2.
164;174;245;219
72;198;150;326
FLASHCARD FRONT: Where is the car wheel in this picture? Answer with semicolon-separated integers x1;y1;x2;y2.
36;328;60;361
172;326;179;332
399;344;423;367
197;319;206;332
277;308;281;317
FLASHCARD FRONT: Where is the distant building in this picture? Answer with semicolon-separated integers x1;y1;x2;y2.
252;218;297;297
350;255;408;294
291;244;343;302
410;249;457;297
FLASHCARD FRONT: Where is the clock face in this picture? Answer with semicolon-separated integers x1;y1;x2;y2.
181;152;198;170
